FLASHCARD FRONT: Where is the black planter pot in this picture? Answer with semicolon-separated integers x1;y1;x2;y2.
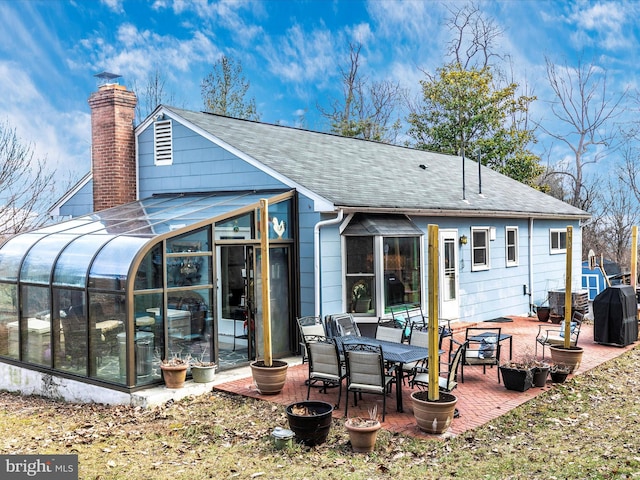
532;366;549;387
499;366;533;392
285;401;334;446
550;370;569;383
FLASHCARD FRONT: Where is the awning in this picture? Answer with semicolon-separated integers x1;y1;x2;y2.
342;213;423;236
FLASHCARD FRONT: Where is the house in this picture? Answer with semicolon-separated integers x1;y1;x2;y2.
0;82;589;403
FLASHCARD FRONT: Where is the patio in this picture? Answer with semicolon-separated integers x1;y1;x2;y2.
211;315;638;438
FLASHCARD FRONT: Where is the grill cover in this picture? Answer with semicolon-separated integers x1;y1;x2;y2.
593;285;638;346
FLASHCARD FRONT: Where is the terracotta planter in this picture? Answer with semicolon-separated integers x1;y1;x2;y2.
549;313;563;324
191;364;216;383
160;363;188;388
344;418;382;453
250;360;288;395
410;391;457;434
286;401;334;446
549;345;583;373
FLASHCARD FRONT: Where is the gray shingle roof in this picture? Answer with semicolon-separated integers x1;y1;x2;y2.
165;107;588;219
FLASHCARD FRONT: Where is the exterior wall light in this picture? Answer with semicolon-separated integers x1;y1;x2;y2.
459;235;468;245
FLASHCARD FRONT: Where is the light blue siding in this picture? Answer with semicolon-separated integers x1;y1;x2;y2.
137;121;288;198
58;181;93;218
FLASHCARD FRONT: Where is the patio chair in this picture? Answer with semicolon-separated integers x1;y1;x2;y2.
535;310;584;359
305;336;346;408
296;316;326;363
333;313;362;337
344;343;395;421
374;324;403;343
461;327;502;383
410;338;467;393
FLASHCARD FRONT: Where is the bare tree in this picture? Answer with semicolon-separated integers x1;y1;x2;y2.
0;121;56;240
539;57;627;208
133;69;176;124
319;42;404;143
201;55;260;121
444;2;505;70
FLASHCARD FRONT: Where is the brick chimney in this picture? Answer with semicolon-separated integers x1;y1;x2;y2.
88;83;137;211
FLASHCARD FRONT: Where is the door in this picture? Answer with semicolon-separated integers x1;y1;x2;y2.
439;230;459;319
217;246;255;366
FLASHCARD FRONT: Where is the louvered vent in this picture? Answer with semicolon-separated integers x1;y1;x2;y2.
154;119;173;165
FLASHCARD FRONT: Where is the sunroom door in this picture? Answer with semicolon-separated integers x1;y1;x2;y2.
439;229;459;320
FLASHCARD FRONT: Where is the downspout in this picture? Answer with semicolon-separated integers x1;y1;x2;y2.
528;217;534;316
314;210;345;318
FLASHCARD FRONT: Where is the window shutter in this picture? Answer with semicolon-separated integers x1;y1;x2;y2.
154;120;173;165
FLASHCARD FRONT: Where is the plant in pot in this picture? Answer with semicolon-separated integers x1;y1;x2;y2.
549;363;571;383
250;199;288;394
159;352;190;389
344;405;381;453
285;400;334;446
190;348;217;383
499;353;536;392
410;225;458;435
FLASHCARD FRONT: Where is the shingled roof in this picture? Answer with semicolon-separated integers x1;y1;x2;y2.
164;107;589;220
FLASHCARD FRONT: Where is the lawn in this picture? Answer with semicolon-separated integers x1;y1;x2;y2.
1;346;639;479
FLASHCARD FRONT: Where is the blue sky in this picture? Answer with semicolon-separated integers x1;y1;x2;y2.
1;0;639;193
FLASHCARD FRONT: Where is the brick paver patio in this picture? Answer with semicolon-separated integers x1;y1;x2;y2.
212;315;638;438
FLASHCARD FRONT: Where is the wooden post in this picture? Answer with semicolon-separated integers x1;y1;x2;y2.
427;224;440;401
260;199;272;367
631;226;638;291
564;226;573;349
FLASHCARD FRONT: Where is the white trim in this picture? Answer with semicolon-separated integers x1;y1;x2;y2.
550;228;567;254
505;226;519;267
471;226;490;271
149;107;334;213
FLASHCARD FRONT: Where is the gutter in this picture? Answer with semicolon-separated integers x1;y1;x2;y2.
314;210;344;318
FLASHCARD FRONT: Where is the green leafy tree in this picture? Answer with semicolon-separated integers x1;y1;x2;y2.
201;55;260;120
407;63;543;186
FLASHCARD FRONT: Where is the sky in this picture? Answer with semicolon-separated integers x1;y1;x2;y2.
1;0;639;198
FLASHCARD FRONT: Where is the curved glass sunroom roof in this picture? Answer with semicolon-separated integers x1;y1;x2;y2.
0;191;283;286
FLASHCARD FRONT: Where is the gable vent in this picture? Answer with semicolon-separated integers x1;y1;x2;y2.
154;119;173;165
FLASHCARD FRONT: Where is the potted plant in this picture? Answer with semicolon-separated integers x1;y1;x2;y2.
410;224;458;435
159;353;190;389
250;199;288;394
532;361;550;387
499;355;536;392
549;363;571;383
285;400;334;446
344;406;382;453
190;348;217;383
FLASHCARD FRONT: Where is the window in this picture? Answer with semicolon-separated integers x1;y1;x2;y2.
506;227;518;267
154;120;173;165
550;229;567;254
345;237;375;314
471;227;490;271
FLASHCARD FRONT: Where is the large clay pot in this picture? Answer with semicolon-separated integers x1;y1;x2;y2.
410;391;457;434
160;363;188;388
286;401;334;446
250;360;288;395
344;418;382;453
549;345;583;373
536;306;551;322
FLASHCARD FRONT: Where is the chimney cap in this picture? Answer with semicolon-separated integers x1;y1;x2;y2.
94;71;122;85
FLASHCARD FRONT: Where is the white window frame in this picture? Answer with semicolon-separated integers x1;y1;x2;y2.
550;229;567;254
154;119;173;166
505;226;519;267
471;226;490;271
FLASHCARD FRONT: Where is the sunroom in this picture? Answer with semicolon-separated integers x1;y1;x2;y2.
0;190;295;393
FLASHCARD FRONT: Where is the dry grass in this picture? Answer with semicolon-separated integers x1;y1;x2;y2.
2;346;640;479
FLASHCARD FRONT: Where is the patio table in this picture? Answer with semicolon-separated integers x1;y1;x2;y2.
337;335;442;413
467;331;513;360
